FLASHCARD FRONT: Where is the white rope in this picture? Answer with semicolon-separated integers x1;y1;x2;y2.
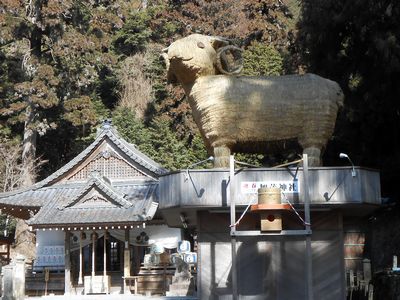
229;192;311;228
229;157;304;228
281;191;311;226
229;196;256;228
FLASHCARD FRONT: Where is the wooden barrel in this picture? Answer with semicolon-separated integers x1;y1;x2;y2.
258;187;281;205
257;188;282;231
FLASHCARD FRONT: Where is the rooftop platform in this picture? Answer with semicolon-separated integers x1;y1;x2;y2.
25;295;197;300
159;167;381;227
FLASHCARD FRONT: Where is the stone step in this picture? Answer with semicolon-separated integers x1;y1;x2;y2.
166;290;195;297
169;284;192;291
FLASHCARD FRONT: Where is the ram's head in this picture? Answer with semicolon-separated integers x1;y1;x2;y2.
162;34;243;85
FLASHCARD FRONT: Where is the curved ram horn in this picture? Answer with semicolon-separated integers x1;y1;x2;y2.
210;36;230;50
216;45;243;75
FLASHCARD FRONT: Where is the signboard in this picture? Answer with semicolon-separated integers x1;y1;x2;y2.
241;180;300;194
34;246;65;268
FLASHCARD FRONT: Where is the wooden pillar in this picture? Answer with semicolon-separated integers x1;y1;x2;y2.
119;242;124;272
78;231;83;285
124;228;130;294
103;231;107;277
92;231;96;277
104;231;108;294
64;231;71;295
6;243;10;263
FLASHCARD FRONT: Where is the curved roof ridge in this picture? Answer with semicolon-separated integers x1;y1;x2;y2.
0;124;168;199
0;130;108;198
106;127;168;175
60;173;132;210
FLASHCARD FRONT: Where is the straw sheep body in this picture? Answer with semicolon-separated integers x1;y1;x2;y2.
163;34;344;167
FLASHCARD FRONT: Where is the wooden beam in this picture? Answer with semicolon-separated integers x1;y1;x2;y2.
64;231;71;295
124;229;130;294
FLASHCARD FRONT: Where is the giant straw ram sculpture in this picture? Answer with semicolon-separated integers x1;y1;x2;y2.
162;34;344;167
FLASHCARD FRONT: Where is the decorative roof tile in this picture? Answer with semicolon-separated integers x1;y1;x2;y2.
61;172;132;209
27;182;159;226
0;124;166;226
0;124;168;205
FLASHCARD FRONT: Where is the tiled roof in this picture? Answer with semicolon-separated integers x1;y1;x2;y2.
0;124;168;207
0;124;167;226
27;180;159;227
61;172;133;209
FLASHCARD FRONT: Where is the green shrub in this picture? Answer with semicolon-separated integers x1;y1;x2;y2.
243;42;283;76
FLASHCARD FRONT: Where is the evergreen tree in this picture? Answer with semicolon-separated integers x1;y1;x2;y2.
113;108;208;170
112;10;152;56
243;42;284;76
296;0;400;197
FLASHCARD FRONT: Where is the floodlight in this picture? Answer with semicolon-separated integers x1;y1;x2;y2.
185;156;214;181
339;153;356;177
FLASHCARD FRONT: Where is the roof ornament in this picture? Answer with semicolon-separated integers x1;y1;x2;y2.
96;119;113;137
102;119;112;129
102;150;111;159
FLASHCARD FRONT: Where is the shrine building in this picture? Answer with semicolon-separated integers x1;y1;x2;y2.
0;122;182;295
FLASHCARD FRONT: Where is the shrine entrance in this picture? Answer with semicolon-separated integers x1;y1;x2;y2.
70;235;148;288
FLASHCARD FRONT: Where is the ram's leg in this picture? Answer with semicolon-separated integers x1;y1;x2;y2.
213;146;231;168
302;146;322;167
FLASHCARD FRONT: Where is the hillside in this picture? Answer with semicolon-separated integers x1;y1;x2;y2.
0;0;303;177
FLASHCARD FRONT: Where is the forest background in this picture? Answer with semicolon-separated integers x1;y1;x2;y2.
0;0;399;268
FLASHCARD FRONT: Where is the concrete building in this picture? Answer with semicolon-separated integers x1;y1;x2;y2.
0;123;381;299
159;163;381;299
